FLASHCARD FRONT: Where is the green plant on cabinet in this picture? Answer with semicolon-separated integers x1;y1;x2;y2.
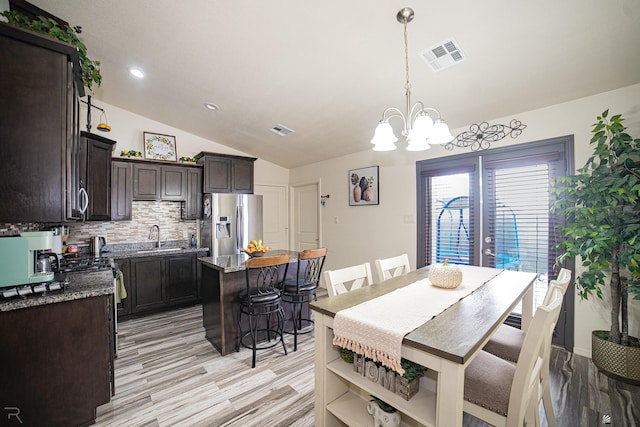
1;10;101;91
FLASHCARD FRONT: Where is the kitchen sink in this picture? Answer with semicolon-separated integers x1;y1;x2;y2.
136;247;184;254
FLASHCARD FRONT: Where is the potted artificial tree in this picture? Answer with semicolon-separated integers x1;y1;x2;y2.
551;110;640;385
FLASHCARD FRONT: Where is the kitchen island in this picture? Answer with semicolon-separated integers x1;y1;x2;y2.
199;250;301;355
0;270;115;427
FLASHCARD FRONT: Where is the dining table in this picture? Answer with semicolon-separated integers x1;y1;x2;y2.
310;264;537;426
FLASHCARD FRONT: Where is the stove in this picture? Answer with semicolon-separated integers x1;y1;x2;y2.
58;256;115;273
1;256;115;300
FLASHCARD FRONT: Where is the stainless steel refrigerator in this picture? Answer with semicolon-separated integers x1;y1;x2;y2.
201;193;263;258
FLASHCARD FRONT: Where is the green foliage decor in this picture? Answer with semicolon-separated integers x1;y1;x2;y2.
338;347;427;381
1;10;101;91
551;110;640;347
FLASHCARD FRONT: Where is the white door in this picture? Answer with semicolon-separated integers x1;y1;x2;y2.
254;184;289;251
291;181;320;251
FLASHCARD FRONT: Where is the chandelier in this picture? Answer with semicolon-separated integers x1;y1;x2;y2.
371;8;453;151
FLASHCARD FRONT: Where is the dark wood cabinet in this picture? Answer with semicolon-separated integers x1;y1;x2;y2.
196;152;257;194
133;163;162;200
0;23;84;222
131;256;165;312
79;131;116;221
182;167;202;220
231;157;255;193
166;254;198;304
119;252;202;318
161;165;187;201
131;162;195;202
0;295;113;426
111;161;133;221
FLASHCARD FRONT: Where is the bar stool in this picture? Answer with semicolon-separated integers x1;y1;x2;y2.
281;248;327;351
237;254;290;368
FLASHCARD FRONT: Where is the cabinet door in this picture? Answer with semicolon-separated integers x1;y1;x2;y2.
111;162;132;221
133;164;161;200
115;258;131;317
161;166;187;201
182;167;202;220
231;158;254;193
203;156;232;193
166;254;198;304
84;135;115;221
131;257;165;312
0;30;70;222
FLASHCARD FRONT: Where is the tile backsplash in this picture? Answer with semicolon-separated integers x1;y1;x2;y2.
1;201;198;248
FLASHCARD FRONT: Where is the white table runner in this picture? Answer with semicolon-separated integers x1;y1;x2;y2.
332;265;502;375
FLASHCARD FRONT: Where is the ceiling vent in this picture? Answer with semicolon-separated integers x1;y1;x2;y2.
419;37;466;72
270;124;294;136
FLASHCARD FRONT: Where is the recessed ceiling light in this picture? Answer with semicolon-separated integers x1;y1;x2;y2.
129;68;145;78
204;102;220;111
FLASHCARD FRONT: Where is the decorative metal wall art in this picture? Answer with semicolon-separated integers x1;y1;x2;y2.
444;119;527;151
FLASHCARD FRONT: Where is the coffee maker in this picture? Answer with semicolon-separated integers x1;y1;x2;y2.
0;231;56;288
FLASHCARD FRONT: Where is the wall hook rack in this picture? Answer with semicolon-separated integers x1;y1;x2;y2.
320;194;330;207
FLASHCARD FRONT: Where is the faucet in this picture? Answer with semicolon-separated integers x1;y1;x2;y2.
149;224;161;248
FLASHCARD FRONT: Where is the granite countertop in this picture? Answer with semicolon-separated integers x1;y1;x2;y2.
108;246;209;259
199;249;299;273
0;270;114;312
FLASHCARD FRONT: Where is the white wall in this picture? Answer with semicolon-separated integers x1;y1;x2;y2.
290;83;640;358
80;100;290;186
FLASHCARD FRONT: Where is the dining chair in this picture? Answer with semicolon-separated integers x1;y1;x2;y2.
482;268;572;427
281;248;327;351
464;286;564;426
374;253;411;282
237;254;290;368
323;262;373;297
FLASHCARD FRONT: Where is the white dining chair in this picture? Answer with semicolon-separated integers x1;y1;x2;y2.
323;262;373;297
374;253;411;282
464;286;565;426
482;267;572;427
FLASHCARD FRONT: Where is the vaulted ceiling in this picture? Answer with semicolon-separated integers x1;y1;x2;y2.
27;0;640;168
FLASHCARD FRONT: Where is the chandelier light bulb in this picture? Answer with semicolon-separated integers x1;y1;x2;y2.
371;8;451;152
371;121;398;151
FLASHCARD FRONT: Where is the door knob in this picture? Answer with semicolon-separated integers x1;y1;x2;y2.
484;248;496;257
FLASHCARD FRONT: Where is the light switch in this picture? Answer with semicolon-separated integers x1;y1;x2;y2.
334;216;339;224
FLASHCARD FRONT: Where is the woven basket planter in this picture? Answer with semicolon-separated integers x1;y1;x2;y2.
592;331;640;386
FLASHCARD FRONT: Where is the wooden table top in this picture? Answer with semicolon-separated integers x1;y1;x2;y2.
311;266;536;364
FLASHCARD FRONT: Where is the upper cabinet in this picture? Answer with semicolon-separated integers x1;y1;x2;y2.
196;152;257;194
0;23;84;222
132;164;162;200
79;132;116;221
111;161;133;221
116;160;201;216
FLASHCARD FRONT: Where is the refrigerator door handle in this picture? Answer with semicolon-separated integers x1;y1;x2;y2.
236;205;243;251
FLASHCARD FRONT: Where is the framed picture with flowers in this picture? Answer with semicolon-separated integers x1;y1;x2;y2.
348;165;379;206
143;132;177;162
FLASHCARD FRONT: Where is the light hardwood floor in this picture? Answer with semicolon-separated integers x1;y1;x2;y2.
95;304;639;426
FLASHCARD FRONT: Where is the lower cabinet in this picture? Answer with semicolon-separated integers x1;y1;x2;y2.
131;256;165;312
166;254;198;304
116;252;201;318
0;295;113;426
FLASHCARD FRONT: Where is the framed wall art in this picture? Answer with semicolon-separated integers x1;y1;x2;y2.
348;165;379;206
143;132;177;162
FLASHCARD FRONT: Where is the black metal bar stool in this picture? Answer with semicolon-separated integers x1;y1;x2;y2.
237;254;290;368
281;248;327;351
